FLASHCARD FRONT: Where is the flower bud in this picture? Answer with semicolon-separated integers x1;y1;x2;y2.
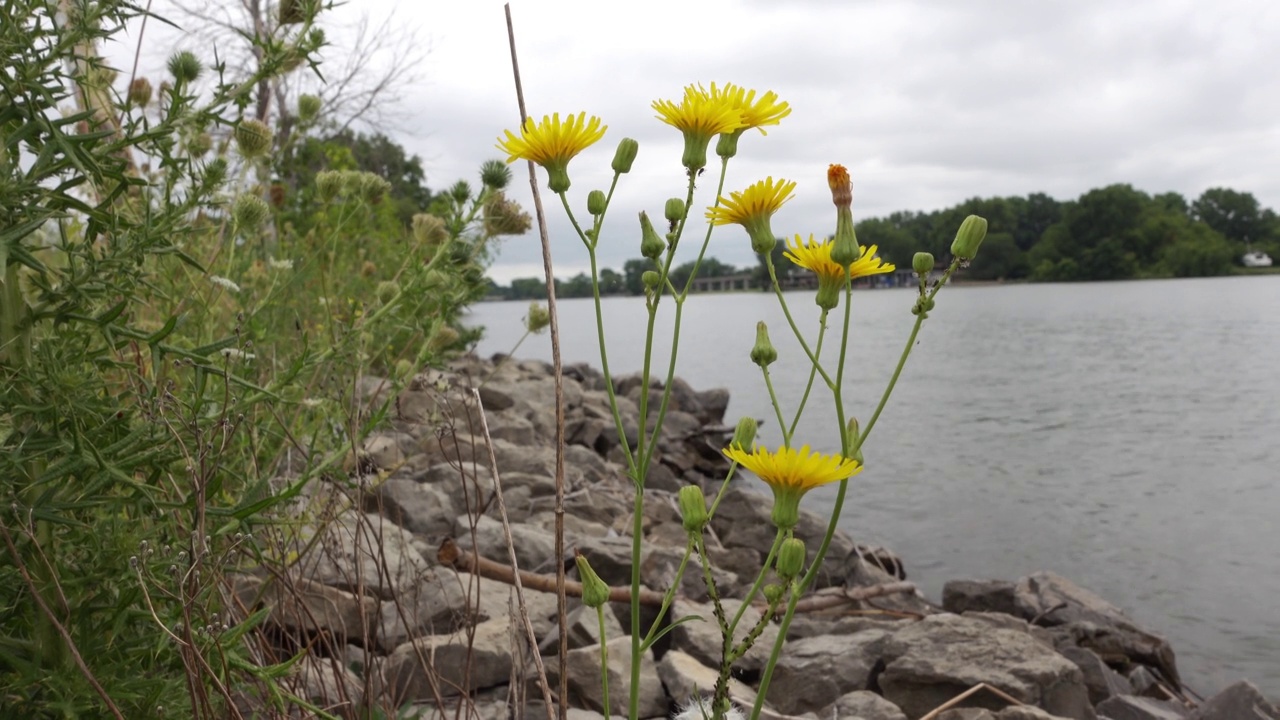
187;132;212;157
525;302;550;334
297;94;321;121
664;198;686;224
950;215;988;261
376;280;400;304
128;77;153;106
167;51;202;84
912;252;935;276
234;119;273;158
203;158;228;188
639;212;665;260
730;416;757;451
359;173;392;204
678;485;709;533
776;538;806;581
611;137;639;174
412;213;449;246
911;296;936;317
763;583;785;605
587;190;607;216
232;193;270;233
844;417;864;464
641;270;661;291
575;551;611;609
750;321;777;368
427;325;459;352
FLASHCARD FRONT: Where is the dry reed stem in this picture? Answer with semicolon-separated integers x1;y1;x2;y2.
918;682;1026;720
503;6;568;719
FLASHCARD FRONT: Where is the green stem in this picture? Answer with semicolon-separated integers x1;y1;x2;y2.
787;315;827;439
641;537;696;651
726;529;784;638
759;366;790;448
765;255;835;389
597;605;611;720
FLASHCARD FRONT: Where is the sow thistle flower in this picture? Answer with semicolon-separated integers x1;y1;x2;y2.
708;82;791;158
724;444;862;530
706;177;796;254
495;112;606;192
653;84;744;172
785;235;895;310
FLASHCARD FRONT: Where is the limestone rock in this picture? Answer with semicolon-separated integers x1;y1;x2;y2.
296;512;432;599
373;566;471;652
365;478;456;538
668;598;780;674
944;579;1019;616
657;649;758;712
382;619;514;699
765;630;892;714
1191;680;1280;720
879;613;1094;720
829;690;909;720
453;513;558;574
1094;695;1189;720
232;573;378;645
541;636;665;718
1058;646;1130;706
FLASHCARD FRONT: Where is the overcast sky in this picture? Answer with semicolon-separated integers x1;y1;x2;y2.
142;0;1280;282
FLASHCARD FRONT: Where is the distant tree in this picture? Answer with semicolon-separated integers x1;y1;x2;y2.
1160;226;1236;277
598;267;626;295
1013;192;1063;250
1154;191;1189;216
509;277;546;300
669;257;738;290
561;273;594;298
1192;188;1268;245
855;218;918;266
964;232;1026;281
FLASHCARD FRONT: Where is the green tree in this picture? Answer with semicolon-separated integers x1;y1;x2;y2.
855;218;918;266
1192;188;1267;245
1160;226;1236;277
1013;192;1063;250
964;232;1026;280
562;272;595;298
623;258;651;295
598;267;627;295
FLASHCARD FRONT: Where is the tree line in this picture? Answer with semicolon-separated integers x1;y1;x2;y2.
490;184;1280;300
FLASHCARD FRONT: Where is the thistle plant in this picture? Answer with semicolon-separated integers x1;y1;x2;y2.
499;82;985;720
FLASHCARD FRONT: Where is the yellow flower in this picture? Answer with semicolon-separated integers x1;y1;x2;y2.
785;235;896;309
708;82;791;134
495;112;606;192
706;177;796;253
707;82;790;159
653;84;744;171
724;443;862;529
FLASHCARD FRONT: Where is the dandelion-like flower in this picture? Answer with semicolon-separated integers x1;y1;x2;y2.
705;177;796;254
724;443;862;530
708;82;790;158
785;235;895;309
495;112;606;192
653;84;744;171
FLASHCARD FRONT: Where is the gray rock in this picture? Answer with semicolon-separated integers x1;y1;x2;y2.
829;690;908;720
477;384;515;411
1058;646;1130;706
879;613;1094;720
1191;680;1280;720
296;656;362;717
1014;572;1180;689
498;471;557;498
935;707;1076;720
657;649;758;711
374;566;471;651
668;598;780;674
964;612;1056;648
362;433;407;470
708;485;855;566
460;571;561;642
538;603;623;657
295;512;432;599
696;387;730;424
1126;665;1164;698
1094;695;1189;720
944;579;1019;616
382;619;514;699
765;631;891;714
485;413;537;445
542;636;665;718
232;574;379;645
453;514;558;573
365;478;456;538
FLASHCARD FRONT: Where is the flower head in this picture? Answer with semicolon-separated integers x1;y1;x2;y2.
724;443;862;529
653;85;744;171
496;112;606;192
706;177;796;253
708;82;791;158
785;235;895;309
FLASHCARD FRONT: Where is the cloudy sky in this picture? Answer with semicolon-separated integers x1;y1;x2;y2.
142;0;1280;282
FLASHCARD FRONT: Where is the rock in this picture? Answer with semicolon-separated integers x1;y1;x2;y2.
708;485;855;570
453;514;558;573
477;384;515;411
1191;680;1280;720
935;708;1076;720
828;690;908;720
1058;646;1130;706
1126;665;1164;698
365;478;456;538
657;649;758;711
765;631;891;714
382;619;514;699
373;566;471;651
363;433;407;470
296;656;362;717
498;471;557;498
879;614;1094;720
1094;695;1189;720
232;574;379;645
485;413;537;445
669;598;780;674
944;579;1019;616
421;461;494;499
542;636;665;718
1014;572;1179;689
538;603;623;657
295;512;432;599
462;571;561;642
696;387;730;424
964;612;1056;648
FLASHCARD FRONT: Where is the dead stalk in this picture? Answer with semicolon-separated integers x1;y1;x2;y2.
503;6;568;719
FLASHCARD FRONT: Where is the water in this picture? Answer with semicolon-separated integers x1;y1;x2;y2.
467;276;1280;696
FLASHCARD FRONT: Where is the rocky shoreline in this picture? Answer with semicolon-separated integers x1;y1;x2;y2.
239;353;1279;720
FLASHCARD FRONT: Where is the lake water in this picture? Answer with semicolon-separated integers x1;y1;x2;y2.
466;276;1280;697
